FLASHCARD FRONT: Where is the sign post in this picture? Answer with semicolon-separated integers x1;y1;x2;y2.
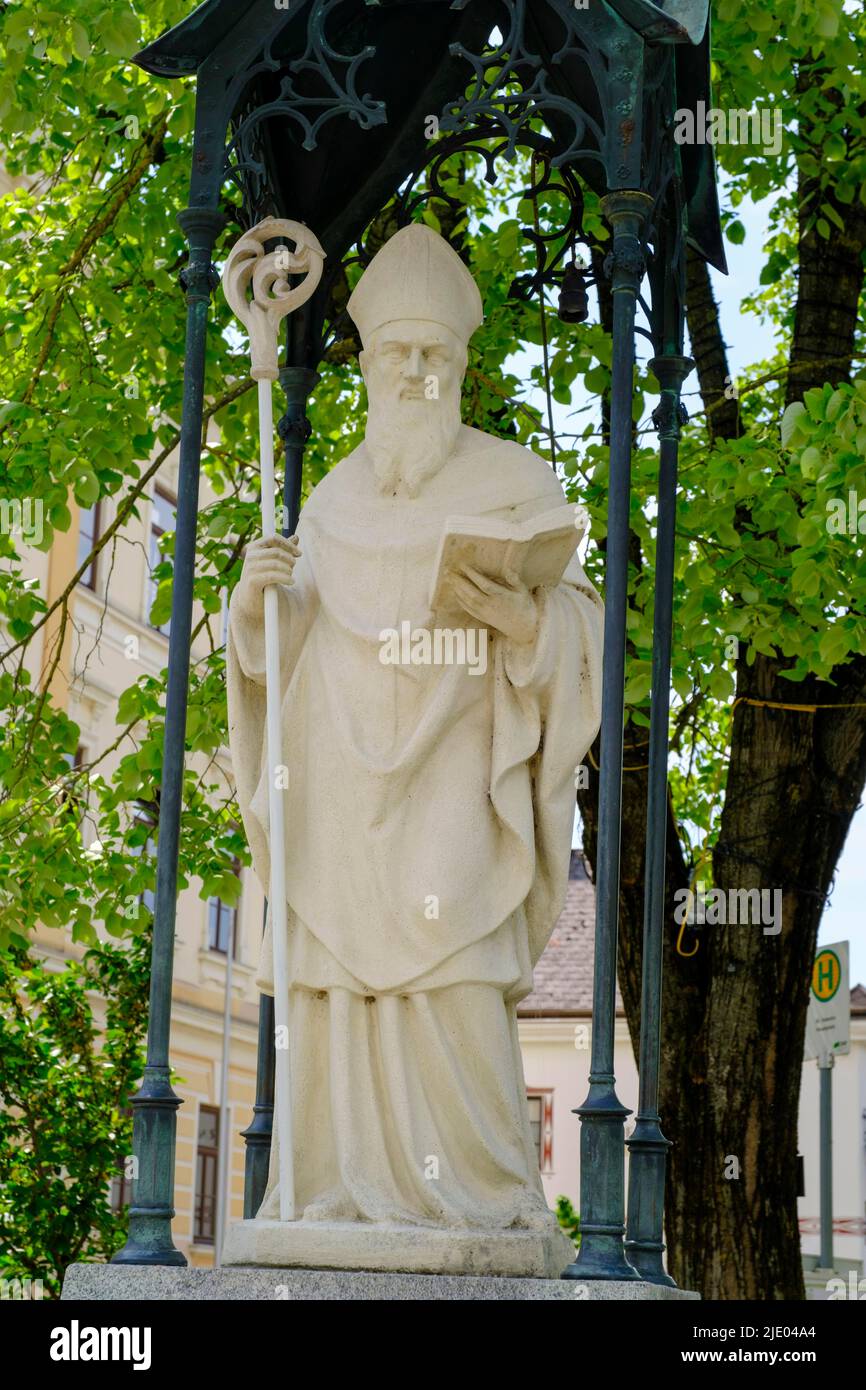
804;942;850;1273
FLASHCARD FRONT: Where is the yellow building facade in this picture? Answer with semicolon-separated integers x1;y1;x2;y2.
21;444;265;1267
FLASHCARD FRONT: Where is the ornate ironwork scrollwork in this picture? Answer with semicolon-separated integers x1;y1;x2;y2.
443;0;608;170
397;128;591;290
215;0;685;366
224;0;386;222
323;123;597;358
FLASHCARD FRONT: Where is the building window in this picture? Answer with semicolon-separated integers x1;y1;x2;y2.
526;1090;554;1173
148;488;175;635
527;1095;543;1162
194;1105;219;1245
138;847;156;918
77;502;101;590
131;808;157;918
207;862;241;957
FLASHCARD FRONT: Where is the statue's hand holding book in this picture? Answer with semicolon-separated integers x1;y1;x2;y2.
430;503;585;644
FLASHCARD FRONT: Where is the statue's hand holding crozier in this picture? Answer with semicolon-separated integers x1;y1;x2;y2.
233;534;301;625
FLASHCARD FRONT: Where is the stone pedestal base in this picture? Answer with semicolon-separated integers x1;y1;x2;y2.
62;1264;699;1301
221;1218;576;1279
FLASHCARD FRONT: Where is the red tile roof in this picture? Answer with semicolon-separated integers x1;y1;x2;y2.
518;849;623;1017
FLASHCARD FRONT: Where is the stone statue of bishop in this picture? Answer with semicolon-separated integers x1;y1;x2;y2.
226;224;603;1275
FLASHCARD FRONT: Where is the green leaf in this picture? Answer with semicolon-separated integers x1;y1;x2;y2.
820;202;845;232
818;626;850;667
0;401;29;426
708;669;734;701
73;471;100;507
672;670;692;700
70;21;90;61
98;8;140;59
800;446;823;478
48;501;71;531
814;2;840;38
780;402;807;448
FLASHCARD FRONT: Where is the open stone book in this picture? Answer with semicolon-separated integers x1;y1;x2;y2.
430;503;587;615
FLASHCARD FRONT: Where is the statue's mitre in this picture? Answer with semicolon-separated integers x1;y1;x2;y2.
347;223;483;347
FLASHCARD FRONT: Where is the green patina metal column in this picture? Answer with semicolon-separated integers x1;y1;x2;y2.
624;350;693;1285
112;206;225;1265
241;906;275;1219
278;366;320;537
564;188;653;1282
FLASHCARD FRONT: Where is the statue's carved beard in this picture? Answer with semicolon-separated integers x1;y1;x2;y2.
365;391;462;498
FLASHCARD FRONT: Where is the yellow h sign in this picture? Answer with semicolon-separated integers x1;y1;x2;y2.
812;949;841;1002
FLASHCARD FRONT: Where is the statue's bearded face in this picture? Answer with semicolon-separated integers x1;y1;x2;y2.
360;319;466;498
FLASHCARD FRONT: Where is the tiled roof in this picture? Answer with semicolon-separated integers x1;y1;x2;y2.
518;849;623;1017
519;855;866;1019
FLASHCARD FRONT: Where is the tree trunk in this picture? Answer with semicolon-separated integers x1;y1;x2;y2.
670;212;866;1296
579;156;866;1292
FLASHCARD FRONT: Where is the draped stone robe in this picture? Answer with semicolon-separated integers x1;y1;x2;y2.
227;424;603;1230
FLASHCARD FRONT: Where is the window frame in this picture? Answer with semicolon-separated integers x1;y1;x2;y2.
526;1087;554;1174
77;501;102;591
148;487;175;635
131;807;157;919
207;859;241;959
193;1104;220;1246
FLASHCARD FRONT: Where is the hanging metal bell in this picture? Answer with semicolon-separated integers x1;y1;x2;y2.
558;263;589;323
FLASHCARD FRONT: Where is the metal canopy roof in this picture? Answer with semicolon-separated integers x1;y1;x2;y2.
131;0;725;277
134;0;711;75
